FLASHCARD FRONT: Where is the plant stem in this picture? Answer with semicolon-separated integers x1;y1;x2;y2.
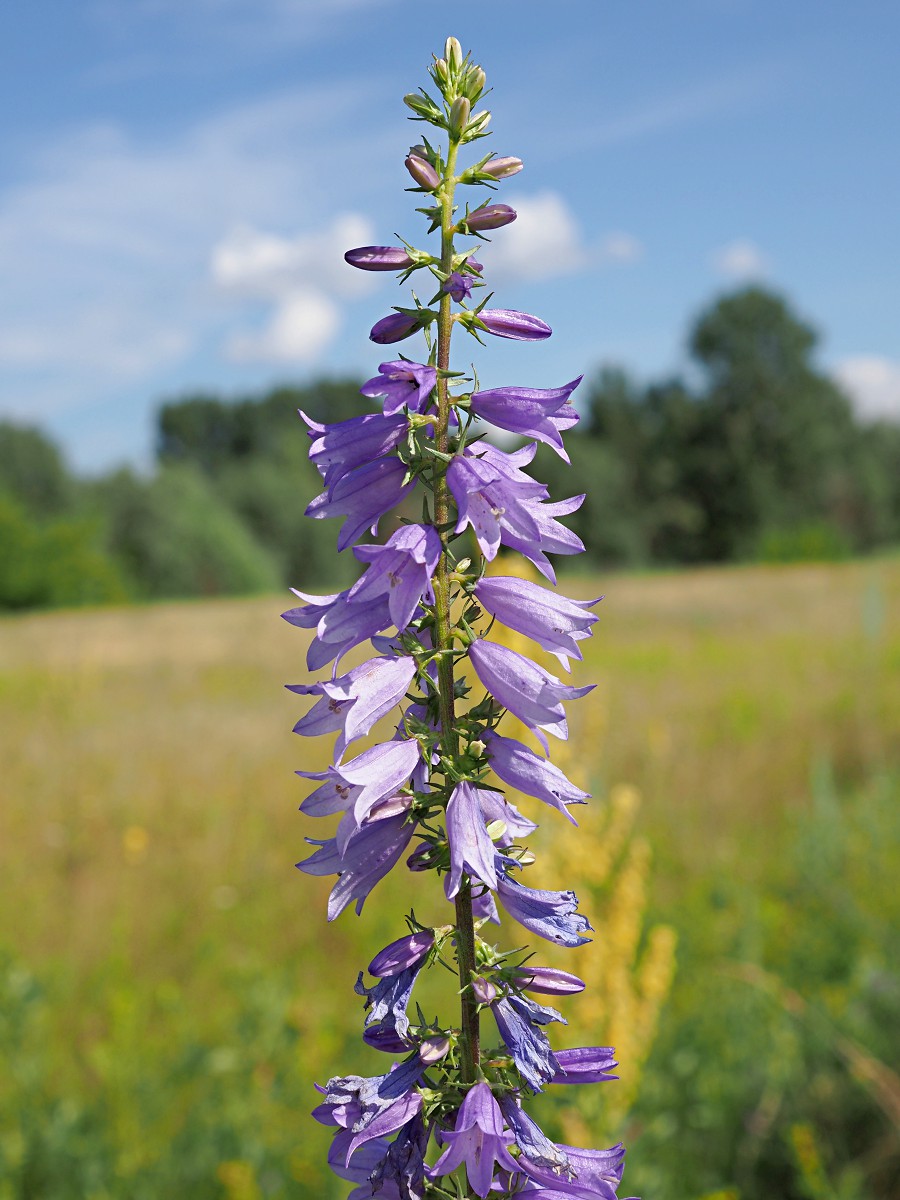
432;135;480;1086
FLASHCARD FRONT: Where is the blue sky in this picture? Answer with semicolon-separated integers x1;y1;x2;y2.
2;0;898;471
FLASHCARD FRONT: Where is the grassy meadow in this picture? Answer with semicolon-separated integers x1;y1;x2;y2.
1;558;898;1198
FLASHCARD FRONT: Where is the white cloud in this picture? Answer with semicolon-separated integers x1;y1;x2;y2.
482;192;642;283
712;238;769;279
0;78;393;433
834;355;900;422
226;289;340;363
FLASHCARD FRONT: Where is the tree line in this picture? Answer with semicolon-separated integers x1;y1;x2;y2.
2;287;898;611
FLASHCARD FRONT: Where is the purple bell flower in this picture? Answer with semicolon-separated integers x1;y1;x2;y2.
370;312;422;344
468;377;582;462
430;1082;519;1198
496;865;592;947
289;654;416;757
369;1112;428;1200
369;930;435;978
474;575;599;669
301;410;408;491
512;965;586;996
551;1047;619;1085
443;272;473;302
496;1096;570;1171
468;639;594;748
500;492;586;584
355;961;423;1043
298;803;416;920
477;308;551;341
345;245;416;272
360;360;438;416
491;992;565;1093
327;1132;390;1184
516;1140;628;1200
462;203;517;232
305;456;416;552
350;524;442;630
316;1057;425;1160
298;737;421;849
283;587;393;672
476;787;538;843
445;781;498;899
482;730;588;823
447;446;547;563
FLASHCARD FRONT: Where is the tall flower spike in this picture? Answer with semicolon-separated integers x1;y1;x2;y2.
291;36;637;1200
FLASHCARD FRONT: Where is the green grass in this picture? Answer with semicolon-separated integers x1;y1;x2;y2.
0;558;898;1197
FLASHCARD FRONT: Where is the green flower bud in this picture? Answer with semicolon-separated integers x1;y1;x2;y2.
403;91;443;124
449;95;471;140
464;110;491;140
433;57;449;86
462;65;486;102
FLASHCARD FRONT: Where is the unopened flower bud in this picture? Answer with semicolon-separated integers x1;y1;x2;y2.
408;143;429;160
403;92;443;123
477;308;552;341
466;110;491;138
483;155;524;180
345;245;414;272
462;204;517;232
472;976;498;1004
449;96;471;140
445;36;463;72
419;1035;451;1064
433;57;449;86
462;66;486;102
370;312;420;345
405;153;441;191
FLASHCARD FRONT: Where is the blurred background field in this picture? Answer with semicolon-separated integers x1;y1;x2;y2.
1;557;898;1198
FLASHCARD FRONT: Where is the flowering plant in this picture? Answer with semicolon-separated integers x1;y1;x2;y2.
287;37;637;1200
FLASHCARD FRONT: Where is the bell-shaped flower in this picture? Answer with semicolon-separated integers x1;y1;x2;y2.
475;787;538;843
468;377;582;461
305;457;417;552
516;1140;628;1200
283;587;393;672
483;730;588;822
360;360;437;416
289;654;416;757
445;782;498;899
315;1056;425;1160
430;1082;519;1198
496;865;592;948
298;737;420;845
368;1113;428;1200
468;639;593;748
443;272;473;302
474;575;599;669
301;410;408;491
491;992;566;1093
551;1047;619;1086
298;801;416;920
496;1096;570;1171
350;524;442;631
345;245;415;271
447;445;547;562
503;496;586;585
355;961;423;1044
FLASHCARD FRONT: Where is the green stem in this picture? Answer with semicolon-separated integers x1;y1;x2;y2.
431;136;481;1086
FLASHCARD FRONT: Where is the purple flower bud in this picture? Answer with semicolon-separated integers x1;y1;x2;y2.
443;272;473;303
477;308;552;341
513;966;586;996
369;930;435;978
405;153;440;190
419;1036;451;1064
472;976;498;1005
482;155;524;180
468;257;484;274
463;204;517;232
370;312;421;344
344;245;414;272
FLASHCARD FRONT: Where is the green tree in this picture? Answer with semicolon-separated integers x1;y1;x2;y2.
0;421;75;519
